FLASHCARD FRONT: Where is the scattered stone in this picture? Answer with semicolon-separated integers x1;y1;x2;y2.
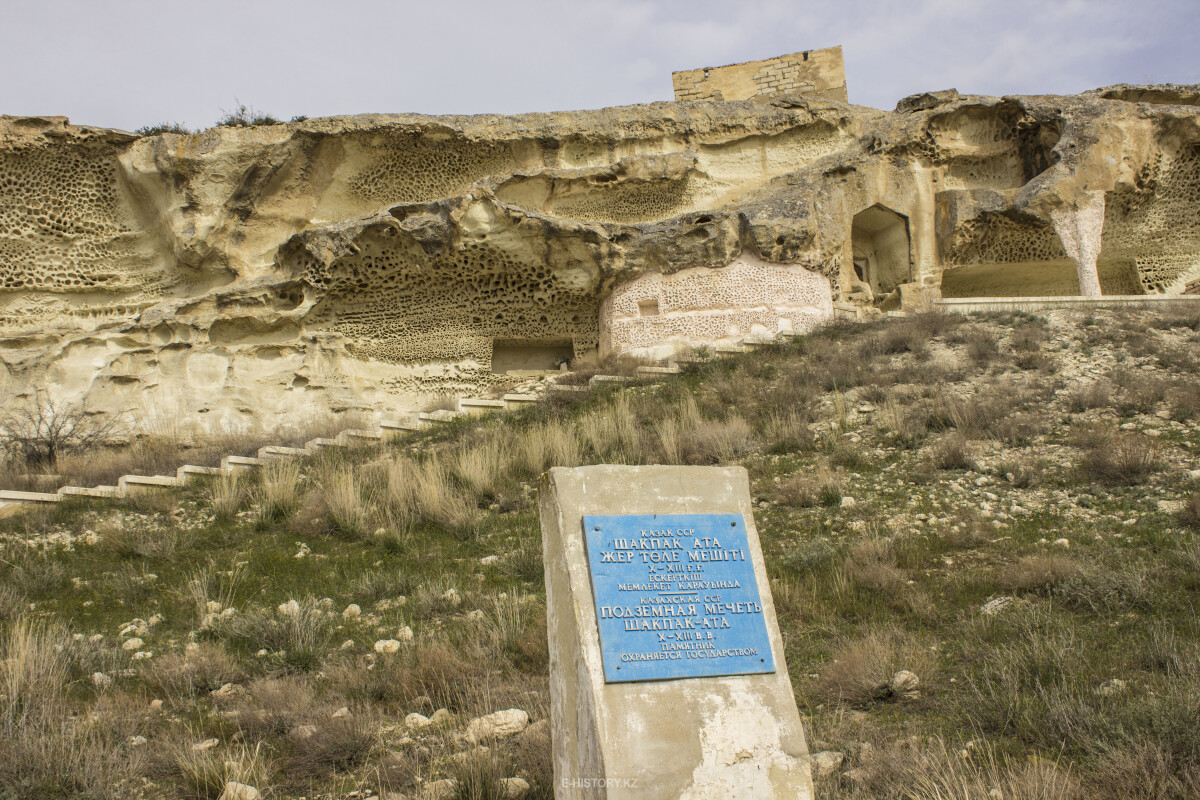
218;782;262;800
291;724;318;740
1053;538;1070;548
277;599;300;616
980;596;1014;616
91;671;113;689
465;708;530;745
874;670;920;701
331;706;353;719
341;639;355;650
465;609;485;621
481;555;500;565
405;712;432;728
192;738;219;751
1096;678;1128;696
129;735;148;746
210;683;245;701
343;603;361;618
1157;500;1184;513
499;777;531;799
430;708;452;725
811;750;845;779
840;496;856;508
442;588;462;606
421;779;457;800
132;650;154;660
122;637;144;651
374;639;402;654
149;699;163;711
397;625;414;641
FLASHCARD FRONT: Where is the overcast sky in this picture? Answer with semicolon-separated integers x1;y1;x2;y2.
1;0;1196;131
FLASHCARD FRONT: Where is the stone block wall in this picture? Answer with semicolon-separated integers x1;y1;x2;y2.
672;46;848;103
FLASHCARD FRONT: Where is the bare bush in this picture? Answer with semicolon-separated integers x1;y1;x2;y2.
0;391;129;468
999;554;1080;593
814;628;936;707
256;459;303;521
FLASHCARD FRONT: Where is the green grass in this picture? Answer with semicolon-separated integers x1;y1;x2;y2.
1;307;1199;798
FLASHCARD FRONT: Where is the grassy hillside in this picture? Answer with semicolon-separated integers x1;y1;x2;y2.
2;307;1199;800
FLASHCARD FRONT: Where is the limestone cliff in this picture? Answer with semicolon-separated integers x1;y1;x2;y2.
1;84;1197;433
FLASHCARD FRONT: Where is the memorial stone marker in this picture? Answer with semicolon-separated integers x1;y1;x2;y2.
540;465;813;799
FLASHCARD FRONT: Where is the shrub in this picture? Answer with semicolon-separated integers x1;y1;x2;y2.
927;433;975;471
776;469;842;508
207;472;244;519
256;459;303;521
322;469;372;538
998;554;1080;593
1074;430;1160;485
1067;380;1112;413
0;390;129;468
136;122;191;136
844;537;907;592
208;597;335;671
965;329;1000;364
1181;492;1200;530
215;103;281;127
814;628;935;707
761;409;814;454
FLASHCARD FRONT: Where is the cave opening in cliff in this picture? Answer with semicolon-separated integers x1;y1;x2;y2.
851;205;912;300
491;337;575;373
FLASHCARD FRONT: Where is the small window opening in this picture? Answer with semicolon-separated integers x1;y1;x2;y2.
803;52;809;61
638;299;660;317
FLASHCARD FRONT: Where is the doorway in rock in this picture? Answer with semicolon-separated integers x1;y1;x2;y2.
851;205;912;300
490;337;575;374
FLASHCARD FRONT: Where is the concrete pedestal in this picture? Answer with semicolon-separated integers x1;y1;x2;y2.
539;465;812;800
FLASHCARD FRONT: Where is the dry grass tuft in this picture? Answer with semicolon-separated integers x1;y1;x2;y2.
256;458;303;521
814;628;936;707
1074;429;1160;485
321;469;372;538
844;536;907;592
776;468;843;508
207;472;243;519
999;554;1080;593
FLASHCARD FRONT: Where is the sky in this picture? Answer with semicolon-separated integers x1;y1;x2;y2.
1;0;1196;131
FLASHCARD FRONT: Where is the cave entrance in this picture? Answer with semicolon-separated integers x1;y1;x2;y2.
851;205;912;299
491;337;575;374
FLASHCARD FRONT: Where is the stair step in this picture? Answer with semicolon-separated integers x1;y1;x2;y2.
636;365;681;375
258;445;307;459
58;485;119;498
340;429;383;442
418;410;463;423
177;465;221;482
305;437;347;450
548;383;590;393
118;475;180;493
589;375;633;386
458;398;506;414
221;455;264;472
501;393;539;405
0;489;63;503
380;419;424;435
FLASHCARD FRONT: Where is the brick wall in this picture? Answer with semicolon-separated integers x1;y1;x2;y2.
672;46;848;104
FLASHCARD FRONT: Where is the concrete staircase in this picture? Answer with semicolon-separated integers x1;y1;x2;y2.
0;342;761;515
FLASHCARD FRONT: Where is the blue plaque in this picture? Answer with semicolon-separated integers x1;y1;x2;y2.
581;513;776;683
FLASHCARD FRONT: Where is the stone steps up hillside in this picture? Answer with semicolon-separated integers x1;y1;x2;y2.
0;332;785;515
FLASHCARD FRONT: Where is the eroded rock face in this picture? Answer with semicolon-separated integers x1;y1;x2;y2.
1;84;1197;432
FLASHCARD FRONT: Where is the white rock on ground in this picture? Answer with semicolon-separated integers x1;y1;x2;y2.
405;712;432;728
421;779;457;800
343;603;361;618
465;708;530;745
811;751;845;779
500;777;531;798
218;782;262;800
397;625;414;641
121;637;144;651
375;639;402;654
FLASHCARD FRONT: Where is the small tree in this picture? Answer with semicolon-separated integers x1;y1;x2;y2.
0;391;128;469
